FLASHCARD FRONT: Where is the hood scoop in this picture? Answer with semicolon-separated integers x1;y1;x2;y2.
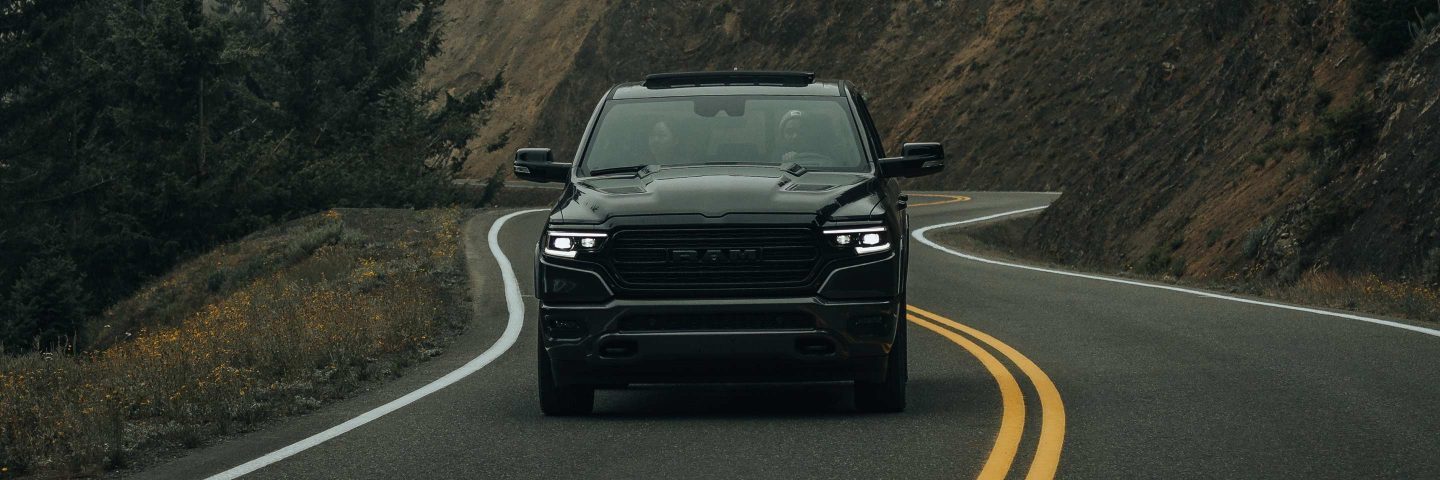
577;180;647;195
785;183;840;192
599;185;646;194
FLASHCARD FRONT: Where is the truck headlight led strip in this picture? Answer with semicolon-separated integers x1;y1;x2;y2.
543;231;608;258
823;226;891;254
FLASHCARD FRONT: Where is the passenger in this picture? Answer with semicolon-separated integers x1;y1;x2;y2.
647;120;678;163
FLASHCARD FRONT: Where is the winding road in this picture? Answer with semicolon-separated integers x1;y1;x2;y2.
141;192;1440;479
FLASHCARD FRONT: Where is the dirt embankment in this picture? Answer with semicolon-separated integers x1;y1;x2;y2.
430;0;1440;292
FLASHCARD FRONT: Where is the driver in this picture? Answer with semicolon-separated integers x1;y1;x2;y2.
777;109;826;163
647;120;678;163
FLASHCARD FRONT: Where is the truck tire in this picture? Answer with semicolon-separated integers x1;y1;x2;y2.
538;339;594;416
854;313;907;413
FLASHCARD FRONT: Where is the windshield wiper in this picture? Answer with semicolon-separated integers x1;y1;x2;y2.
696;161;772;166
696;161;808;176
587;164;654;177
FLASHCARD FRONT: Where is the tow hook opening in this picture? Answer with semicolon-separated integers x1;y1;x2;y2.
599;339;638;358
795;337;837;356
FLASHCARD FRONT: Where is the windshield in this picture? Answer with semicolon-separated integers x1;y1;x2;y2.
580;96;868;176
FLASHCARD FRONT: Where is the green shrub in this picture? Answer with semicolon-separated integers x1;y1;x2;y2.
1314;90;1334;113
1245;152;1270;167
1135;247;1188;279
1313;102;1378;151
1;258;90;353
1299;200;1360;245
1349;0;1440;59
1304;101;1377;186
1168;256;1187;278
1206;228;1225;247
1242;218;1275;259
1424;248;1440;286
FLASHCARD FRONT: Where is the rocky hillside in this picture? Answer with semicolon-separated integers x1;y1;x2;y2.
429;0;1440;288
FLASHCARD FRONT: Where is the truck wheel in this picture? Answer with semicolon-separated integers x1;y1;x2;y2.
855;314;907;413
538;340;594;416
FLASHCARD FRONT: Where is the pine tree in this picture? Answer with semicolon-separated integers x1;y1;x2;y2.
0;0;493;352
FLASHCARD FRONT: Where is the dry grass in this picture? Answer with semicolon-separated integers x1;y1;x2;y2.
0;208;470;477
1275;270;1440;322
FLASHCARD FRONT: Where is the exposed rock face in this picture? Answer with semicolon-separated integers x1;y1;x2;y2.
431;0;1440;286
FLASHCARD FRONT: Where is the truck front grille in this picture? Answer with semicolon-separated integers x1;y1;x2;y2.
607;227;820;288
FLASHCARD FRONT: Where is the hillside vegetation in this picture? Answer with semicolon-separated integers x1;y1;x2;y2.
1;0;497;353
0;208;470;476
434;0;1440;305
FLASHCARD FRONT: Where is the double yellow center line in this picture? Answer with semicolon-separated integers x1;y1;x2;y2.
907;305;1066;480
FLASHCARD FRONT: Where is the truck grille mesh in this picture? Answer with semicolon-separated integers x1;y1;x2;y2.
607;227;820;288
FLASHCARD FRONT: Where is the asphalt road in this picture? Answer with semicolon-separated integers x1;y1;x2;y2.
141;192;1440;479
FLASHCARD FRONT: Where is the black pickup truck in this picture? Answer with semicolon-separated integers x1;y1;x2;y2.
514;71;945;415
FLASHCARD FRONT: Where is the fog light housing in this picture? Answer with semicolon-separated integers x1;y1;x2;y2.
544;316;587;340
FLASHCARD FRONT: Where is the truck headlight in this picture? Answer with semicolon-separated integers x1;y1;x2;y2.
544;230;607;258
823;226;891;254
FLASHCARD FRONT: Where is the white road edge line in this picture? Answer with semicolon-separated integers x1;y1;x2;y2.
206;208;545;480
913;206;1440;339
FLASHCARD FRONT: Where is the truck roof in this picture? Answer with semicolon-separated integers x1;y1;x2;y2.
610;71;844;99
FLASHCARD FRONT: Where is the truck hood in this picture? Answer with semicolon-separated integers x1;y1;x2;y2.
550;165;881;224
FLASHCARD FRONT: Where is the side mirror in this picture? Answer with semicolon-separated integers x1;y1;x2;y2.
513;148;571;183
877;142;945;178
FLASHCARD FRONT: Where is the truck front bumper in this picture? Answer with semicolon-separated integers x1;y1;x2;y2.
540;296;902;386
